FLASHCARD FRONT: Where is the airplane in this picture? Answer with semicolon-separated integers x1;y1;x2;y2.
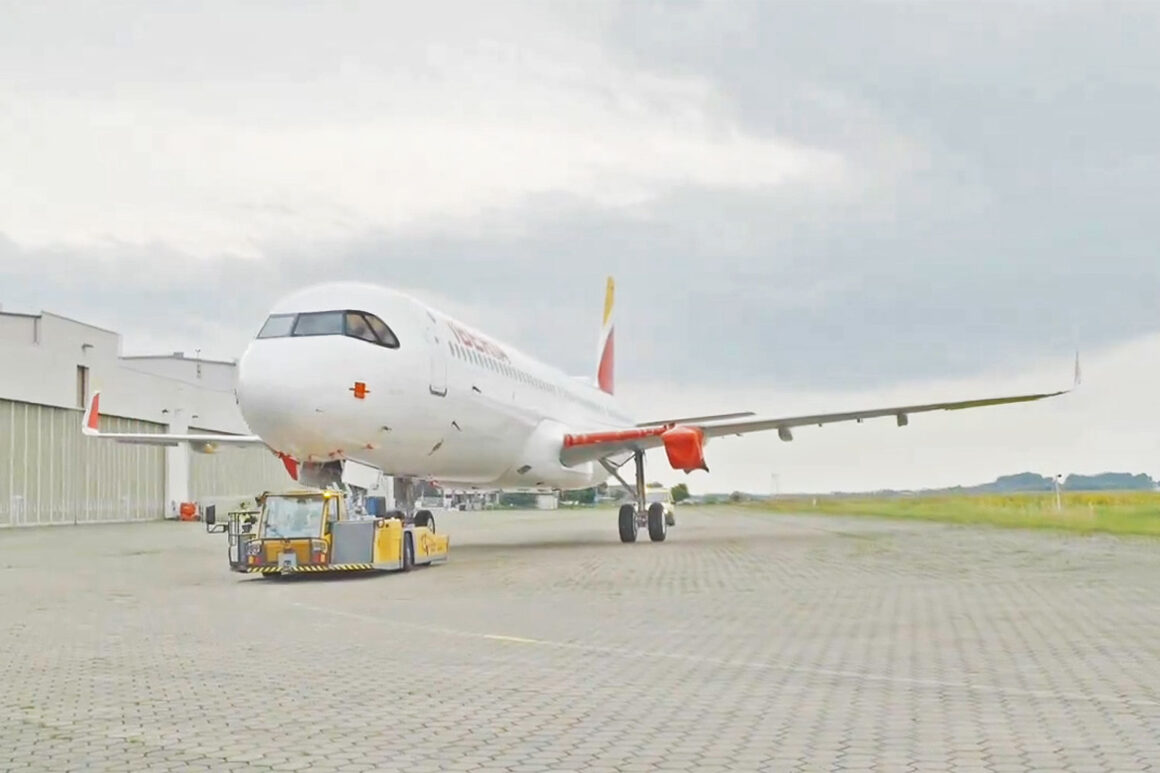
82;277;1075;543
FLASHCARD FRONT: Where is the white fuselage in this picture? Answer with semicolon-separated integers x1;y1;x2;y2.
235;282;633;491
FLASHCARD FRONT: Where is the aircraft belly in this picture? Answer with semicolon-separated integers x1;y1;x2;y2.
402;389;527;482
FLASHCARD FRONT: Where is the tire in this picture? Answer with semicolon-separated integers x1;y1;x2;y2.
647;502;668;542
414;510;435;531
618;504;638;543
402;534;415;572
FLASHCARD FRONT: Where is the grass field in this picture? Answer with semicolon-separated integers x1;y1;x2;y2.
746;491;1160;537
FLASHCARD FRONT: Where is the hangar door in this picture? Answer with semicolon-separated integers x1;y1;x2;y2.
0;398;165;527
188;428;293;509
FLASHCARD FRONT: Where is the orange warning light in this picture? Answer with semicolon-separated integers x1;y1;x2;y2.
350;381;369;399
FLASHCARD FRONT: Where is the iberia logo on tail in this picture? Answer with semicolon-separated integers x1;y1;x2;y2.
597;276;614;395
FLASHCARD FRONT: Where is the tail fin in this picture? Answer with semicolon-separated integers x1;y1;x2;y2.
596;276;614;394
82;390;101;435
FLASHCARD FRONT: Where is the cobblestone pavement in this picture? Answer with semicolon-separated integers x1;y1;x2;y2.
2;506;1159;772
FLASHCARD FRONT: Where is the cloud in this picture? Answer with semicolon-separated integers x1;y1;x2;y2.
0;1;844;258
3;1;1160;492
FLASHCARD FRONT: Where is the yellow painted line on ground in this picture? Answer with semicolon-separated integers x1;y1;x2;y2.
287;601;1160;709
483;634;544;644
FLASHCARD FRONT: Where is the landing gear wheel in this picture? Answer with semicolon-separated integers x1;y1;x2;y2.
414;510;435;531
647;502;668;542
618;504;638;543
402;534;415;572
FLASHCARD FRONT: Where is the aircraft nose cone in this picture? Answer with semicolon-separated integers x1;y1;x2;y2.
236;340;322;455
236;337;385;462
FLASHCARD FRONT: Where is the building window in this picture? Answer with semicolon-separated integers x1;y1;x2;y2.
76;365;89;408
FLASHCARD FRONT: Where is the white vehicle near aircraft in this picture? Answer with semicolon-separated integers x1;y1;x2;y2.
82;277;1073;543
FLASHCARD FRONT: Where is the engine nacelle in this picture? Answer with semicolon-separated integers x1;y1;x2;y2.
661;425;708;473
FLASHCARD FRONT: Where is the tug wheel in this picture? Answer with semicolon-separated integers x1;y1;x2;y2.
402;534;415;571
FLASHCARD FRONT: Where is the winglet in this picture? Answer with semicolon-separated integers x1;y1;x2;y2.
596;276;615;395
82;391;101;435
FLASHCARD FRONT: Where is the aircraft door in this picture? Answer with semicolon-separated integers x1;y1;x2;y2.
426;314;448;397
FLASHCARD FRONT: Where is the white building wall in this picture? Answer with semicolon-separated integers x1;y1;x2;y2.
0;310;272;526
0;313;244;432
0;313;38;343
121;355;239;393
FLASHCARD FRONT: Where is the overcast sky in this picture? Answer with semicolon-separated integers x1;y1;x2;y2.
2;1;1158;493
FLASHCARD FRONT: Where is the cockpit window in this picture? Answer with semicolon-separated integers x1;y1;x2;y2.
257;314;295;338
292;311;345;337
365;315;399;347
345;312;378;343
255;309;400;348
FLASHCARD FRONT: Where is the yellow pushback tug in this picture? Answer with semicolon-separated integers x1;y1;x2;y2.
206;489;449;576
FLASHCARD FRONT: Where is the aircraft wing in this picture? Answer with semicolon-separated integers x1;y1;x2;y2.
634;411;755;427
560;386;1072;468
81;392;266;449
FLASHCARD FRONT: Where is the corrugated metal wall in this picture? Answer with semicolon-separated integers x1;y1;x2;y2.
0;398;165;526
188;429;291;504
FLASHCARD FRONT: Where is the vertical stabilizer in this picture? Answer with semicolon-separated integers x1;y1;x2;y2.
596;276;615;394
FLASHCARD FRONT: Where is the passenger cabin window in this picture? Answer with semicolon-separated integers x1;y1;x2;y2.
255;310;400;348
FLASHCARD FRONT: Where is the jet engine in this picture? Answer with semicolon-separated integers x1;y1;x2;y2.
661;425;708;473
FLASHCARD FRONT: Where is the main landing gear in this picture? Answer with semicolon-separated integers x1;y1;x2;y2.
602;450;670;543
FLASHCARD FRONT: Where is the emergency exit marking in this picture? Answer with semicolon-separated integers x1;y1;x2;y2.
350;382;370;399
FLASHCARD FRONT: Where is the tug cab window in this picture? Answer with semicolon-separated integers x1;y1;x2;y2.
255;310;400;348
